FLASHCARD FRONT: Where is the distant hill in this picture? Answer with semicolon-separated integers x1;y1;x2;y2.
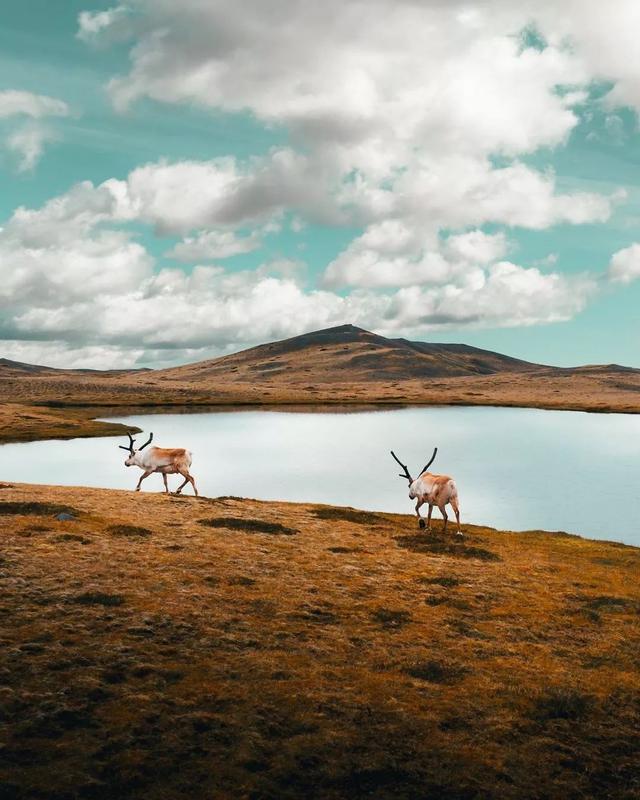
157;324;543;382
0;358;59;376
0;358;148;378
2;324;640;417
4;326;637;383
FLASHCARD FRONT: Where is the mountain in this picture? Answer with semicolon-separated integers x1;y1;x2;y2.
156;324;543;382
0;358;149;378
0;358;61;376
2;324;640;417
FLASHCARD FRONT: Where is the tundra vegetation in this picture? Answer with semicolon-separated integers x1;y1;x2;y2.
1;483;639;799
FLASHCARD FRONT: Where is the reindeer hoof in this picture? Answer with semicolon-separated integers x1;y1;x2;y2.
418;518;426;529
456;531;464;538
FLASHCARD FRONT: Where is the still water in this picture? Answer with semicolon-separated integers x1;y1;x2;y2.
1;406;639;545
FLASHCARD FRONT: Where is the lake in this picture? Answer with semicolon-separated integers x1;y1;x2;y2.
1;405;639;545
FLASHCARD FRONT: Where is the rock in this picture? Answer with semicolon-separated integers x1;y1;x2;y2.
56;512;76;521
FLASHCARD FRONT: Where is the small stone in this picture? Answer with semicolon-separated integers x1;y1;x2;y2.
56;512;76;521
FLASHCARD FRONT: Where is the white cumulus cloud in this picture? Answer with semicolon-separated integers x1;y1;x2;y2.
608;243;640;284
0;89;70;170
2;0;634;365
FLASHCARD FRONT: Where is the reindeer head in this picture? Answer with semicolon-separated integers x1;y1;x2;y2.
390;448;437;498
118;431;154;466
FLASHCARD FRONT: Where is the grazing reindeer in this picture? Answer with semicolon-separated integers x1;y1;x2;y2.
119;432;198;496
391;448;461;535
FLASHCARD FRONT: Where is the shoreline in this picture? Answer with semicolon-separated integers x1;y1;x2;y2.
2;390;640;446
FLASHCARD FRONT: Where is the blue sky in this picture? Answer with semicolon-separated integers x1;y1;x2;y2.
2;1;640;368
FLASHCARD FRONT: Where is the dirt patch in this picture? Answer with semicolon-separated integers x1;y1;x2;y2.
395;534;500;561
568;593;640;622
227;576;257;587
53;533;92;544
530;687;593;722
108;524;153;538
419;575;460;588
311;507;385;525
403;659;469;685
371;608;412;630
581;595;639;613
198;517;298;536
0;500;80;517
69;592;126;607
290;604;337;625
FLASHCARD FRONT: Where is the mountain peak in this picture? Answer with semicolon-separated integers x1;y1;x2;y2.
157;324;542;381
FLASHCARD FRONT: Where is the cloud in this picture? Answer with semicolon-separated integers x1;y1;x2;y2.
77;6;132;44
84;1;640;125
0;90;70;170
4;255;591;359
167;230;261;261
381;261;595;330
0;340;146;371
86;2;585;158
0;175;596;362
3;0;634;366
73;2;621;288
0;90;69;119
608;243;640;284
7;124;55;172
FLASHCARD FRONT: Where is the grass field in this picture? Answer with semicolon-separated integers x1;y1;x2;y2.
1;482;639;799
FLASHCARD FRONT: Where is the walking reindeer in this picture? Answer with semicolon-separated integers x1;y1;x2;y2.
391;448;461;535
119;432;198;496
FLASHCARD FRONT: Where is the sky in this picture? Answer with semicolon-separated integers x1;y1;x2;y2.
2;1;640;369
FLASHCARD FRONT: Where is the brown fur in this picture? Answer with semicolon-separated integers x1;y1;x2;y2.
413;471;460;534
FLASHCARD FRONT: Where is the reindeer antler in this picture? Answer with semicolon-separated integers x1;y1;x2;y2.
419;447;438;476
118;431;136;452
390;451;413;483
138;432;154;451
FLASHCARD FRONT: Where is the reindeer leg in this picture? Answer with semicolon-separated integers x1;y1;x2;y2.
162;473;169;495
450;496;462;536
175;474;189;495
427;504;433;532
439;505;448;534
415;499;425;529
135;470;153;492
175;471;198;497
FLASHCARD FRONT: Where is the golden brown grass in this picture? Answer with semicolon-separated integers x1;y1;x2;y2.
1;482;639;799
0;403;137;444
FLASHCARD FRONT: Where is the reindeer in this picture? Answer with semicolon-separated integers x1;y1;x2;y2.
119;431;198;496
391;448;461;535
